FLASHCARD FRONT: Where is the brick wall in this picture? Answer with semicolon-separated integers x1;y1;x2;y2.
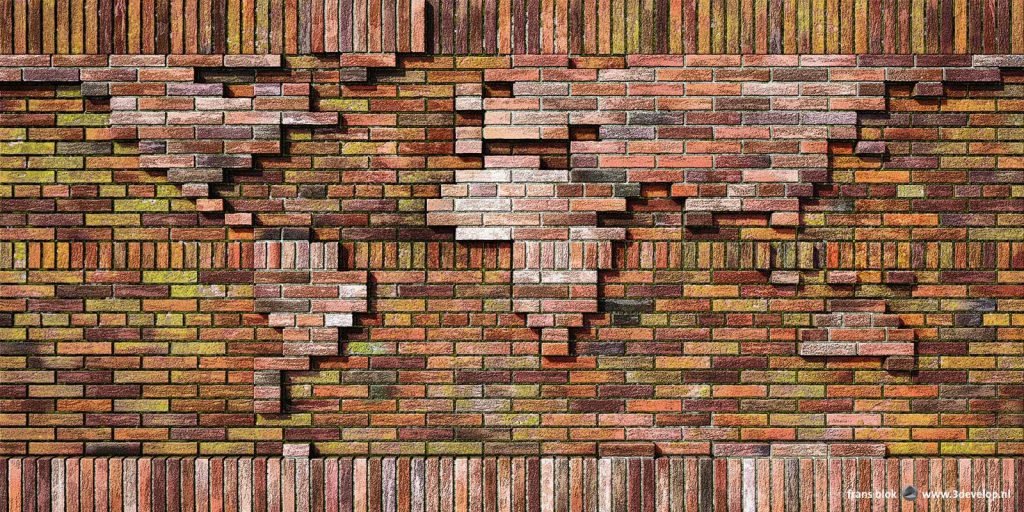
1;53;1023;461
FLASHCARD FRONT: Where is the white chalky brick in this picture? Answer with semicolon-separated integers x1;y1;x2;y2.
456;227;512;240
540;270;598;284
484;155;541;168
569;227;626;240
110;111;165;124
455;96;483;110
455;198;512;211
512;270;541;284
770;271;800;285
455;139;483;154
455;126;483;138
685;198;743;211
456;169;511;182
110;97;138;109
512;299;541;312
324;313;354;327
799;342;858;357
726;184;758;196
337;285;368;298
510;169;568;182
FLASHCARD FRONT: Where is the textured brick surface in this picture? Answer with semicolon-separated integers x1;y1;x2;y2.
2;456;1022;511
4;0;1024;55
0;53;1023;460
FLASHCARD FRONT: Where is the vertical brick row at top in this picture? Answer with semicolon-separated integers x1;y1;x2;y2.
2;0;1024;55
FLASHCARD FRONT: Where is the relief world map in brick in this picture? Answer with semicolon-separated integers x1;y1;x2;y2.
2;0;1024;510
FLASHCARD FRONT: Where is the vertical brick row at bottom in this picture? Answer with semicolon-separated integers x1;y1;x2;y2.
1;457;1022;512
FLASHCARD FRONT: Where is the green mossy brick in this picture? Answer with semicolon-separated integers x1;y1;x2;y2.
13;312;41;325
782;314;812;327
142;442;198;455
284;384;312;399
345;342;393;355
113;370;168;383
28;156;83;169
99;184;128;196
198;443;255;455
0;128;26;140
86;299;141;312
0;142;54;155
292;370;340;384
485;356;538;370
0;157;25;169
113;141;140;155
367;442;427;455
148;327;198;341
342;370;397;385
314;442;374;456
712;299;767;312
256;413;312;427
397;199;425;212
0;427;53;441
143;271;198;284
57;142;113;155
33;272;80;284
683;342;740;355
940;442;996;455
56;113;109;127
169;342;226;355
744;371;797;384
456;399;510;412
770;414;825;427
426;442;483;455
86;213;139;226
968;428;1024;440
487;384;539;398
320;98;370;111
343;142;396;154
127;314;158;326
56;85;84;98
598;356;655;370
769;385;824;398
0;170;54;183
0;328;28;341
227;428;284;441
898;185;925;198
40;313;70;327
484;414;540;427
972;228;1024;240
287;131;314;142
0;269;27;282
171;285;226;298
170;198;199;210
114;399;170;412
399;170;453;183
625;371;680;384
115;199;170;212
878;442;936;456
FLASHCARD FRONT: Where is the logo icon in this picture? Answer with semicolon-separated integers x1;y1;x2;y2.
902;486;918;501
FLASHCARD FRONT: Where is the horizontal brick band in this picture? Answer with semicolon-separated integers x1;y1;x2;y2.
1;457;1022;511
